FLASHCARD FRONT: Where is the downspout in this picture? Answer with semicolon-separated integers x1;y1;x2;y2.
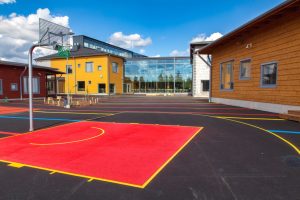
20;66;28;100
196;51;212;103
73;56;77;94
107;54;111;96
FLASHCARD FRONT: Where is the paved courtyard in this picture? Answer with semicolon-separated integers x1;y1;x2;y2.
0;96;299;200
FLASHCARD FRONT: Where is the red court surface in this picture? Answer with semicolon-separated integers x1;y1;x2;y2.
0;121;202;188
0;106;29;115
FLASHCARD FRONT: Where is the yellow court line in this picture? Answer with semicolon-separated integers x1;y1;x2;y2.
0;159;144;189
35;111;114;116
215;116;285;121
213;117;300;155
142;127;204;188
30;127;105;146
0;121;82;141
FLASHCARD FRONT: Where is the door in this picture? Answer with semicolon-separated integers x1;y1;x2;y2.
109;84;115;94
123;84;131;93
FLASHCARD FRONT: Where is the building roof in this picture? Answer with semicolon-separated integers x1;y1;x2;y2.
35;47;125;61
0;60;63;74
198;0;300;54
76;35;146;58
126;56;190;61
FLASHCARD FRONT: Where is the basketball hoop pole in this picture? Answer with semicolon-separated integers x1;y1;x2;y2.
28;44;38;132
28;43;49;131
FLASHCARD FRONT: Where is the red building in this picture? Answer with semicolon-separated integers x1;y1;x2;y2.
0;60;63;100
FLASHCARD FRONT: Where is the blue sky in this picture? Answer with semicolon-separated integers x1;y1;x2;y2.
0;0;284;59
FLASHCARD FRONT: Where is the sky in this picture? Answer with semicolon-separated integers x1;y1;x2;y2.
0;0;284;62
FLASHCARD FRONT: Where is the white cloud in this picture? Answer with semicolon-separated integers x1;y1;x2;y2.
109;32;152;49
191;32;223;43
0;0;15;4
153;54;161;57
169;49;189;57
0;8;70;63
139;49;145;54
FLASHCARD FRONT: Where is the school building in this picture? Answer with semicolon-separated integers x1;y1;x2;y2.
190;41;211;98
36;46;125;95
0;60;63;100
197;0;300;114
37;35;194;95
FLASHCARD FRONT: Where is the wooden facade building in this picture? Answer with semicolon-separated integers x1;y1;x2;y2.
198;0;300;113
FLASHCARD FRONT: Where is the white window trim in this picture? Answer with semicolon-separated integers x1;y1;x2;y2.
11;83;18;91
85;62;94;73
23;76;40;94
112;62;119;73
0;79;3;95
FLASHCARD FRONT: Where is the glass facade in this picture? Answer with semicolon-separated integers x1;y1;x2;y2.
124;57;192;93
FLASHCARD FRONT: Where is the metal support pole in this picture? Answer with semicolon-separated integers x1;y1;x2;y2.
28;44;48;131
28;45;38;132
66;57;71;108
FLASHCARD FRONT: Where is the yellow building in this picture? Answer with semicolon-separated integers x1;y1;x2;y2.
36;48;124;95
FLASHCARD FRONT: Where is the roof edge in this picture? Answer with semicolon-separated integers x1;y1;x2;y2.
197;0;300;54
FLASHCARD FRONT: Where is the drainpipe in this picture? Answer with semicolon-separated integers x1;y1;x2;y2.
196;51;212;103
20;66;28;100
107;54;111;96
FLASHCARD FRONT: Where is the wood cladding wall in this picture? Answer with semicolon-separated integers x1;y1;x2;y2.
210;11;300;106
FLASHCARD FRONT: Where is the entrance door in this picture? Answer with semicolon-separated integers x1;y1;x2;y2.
109;84;115;94
98;84;106;93
57;78;65;94
123;84;131;93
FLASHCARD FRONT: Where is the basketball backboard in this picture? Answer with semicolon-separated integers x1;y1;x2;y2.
39;18;72;48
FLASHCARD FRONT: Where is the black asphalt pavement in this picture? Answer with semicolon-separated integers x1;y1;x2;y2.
0;96;299;200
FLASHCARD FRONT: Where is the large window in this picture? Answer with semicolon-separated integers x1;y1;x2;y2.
77;81;85;91
0;79;3;95
240;59;251;80
124;58;192;93
220;61;234;90
112;62;118;73
23;77;40;94
261;62;277;87
66;65;72;74
85;62;93;72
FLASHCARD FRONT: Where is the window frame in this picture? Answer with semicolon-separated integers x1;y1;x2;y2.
112;62;119;73
98;65;102;71
0;79;3;95
66;65;73;74
11;83;18;91
260;61;278;88
77;81;86;91
239;58;251;80
201;80;210;92
220;60;234;91
23;76;40;94
85;62;94;73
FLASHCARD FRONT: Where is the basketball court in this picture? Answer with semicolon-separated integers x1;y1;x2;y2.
0;106;30;115
0;121;202;188
0;96;299;199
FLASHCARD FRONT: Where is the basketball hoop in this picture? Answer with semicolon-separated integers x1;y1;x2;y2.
28;18;74;131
